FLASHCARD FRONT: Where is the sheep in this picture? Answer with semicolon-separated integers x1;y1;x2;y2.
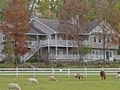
74;73;84;80
117;72;120;74
116;73;120;79
48;76;58;82
8;83;21;90
28;78;39;85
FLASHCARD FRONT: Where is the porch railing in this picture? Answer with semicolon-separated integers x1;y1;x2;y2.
40;39;89;47
49;54;80;60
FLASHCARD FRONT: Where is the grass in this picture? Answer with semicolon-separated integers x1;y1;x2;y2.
0;75;120;90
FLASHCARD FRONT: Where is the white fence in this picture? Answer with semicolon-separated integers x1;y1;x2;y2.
0;67;120;77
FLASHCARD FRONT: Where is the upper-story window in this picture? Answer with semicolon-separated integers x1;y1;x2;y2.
93;51;95;54
107;37;110;43
94;36;96;42
3;36;6;40
51;34;55;39
99;36;101;43
84;36;88;41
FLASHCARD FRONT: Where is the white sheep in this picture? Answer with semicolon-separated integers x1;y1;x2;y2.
8;83;21;90
28;78;39;85
48;76;58;82
116;74;120;79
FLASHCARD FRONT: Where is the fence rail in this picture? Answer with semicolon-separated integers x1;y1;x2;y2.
0;67;120;77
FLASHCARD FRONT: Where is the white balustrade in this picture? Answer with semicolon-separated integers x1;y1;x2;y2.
40;39;83;47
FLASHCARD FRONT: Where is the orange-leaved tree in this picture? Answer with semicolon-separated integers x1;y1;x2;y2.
1;0;30;67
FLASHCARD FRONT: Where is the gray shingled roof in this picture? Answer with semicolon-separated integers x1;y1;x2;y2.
38;18;101;34
87;20;101;33
28;20;46;35
38;19;60;32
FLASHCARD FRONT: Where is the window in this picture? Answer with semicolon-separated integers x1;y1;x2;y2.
96;51;99;58
3;35;6;40
96;51;98;55
51;34;55;39
57;49;63;55
94;36;96;42
110;52;112;57
99;36;101;43
107;37;110;43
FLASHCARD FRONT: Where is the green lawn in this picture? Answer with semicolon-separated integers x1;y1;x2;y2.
0;75;120;90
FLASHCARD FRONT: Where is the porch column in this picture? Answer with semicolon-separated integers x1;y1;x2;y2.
66;35;68;61
40;47;42;60
55;34;58;60
36;35;39;47
48;38;50;53
115;50;117;60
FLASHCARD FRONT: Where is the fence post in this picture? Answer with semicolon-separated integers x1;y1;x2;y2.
33;67;35;77
68;67;70;77
85;67;87;77
102;67;104;71
52;67;54;76
16;67;18;77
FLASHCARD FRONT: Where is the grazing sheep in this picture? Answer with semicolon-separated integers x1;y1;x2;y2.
8;83;21;90
48;76;58;82
100;70;106;80
28;78;39;85
116;73;120;79
117;72;120;74
74;73;84;80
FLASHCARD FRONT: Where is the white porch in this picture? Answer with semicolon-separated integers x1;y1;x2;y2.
27;39;89;48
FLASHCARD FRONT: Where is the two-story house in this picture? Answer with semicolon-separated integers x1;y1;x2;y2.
0;18;119;62
20;18;119;62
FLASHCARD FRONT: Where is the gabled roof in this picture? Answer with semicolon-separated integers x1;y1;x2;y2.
28;24;46;35
29;18;106;35
29;18;57;35
37;18;102;35
38;18;60;33
88;20;102;33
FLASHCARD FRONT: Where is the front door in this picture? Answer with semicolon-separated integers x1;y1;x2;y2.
106;51;109;60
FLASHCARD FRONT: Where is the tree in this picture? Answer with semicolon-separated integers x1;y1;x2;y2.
36;0;65;19
0;0;9;20
3;35;15;67
59;0;90;64
91;0;120;62
1;0;30;67
28;0;37;18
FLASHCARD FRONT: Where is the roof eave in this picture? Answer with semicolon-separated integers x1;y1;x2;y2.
27;33;46;36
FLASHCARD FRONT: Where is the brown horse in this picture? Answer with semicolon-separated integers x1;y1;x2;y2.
100;70;106;80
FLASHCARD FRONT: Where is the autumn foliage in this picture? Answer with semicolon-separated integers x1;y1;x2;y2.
1;0;30;56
